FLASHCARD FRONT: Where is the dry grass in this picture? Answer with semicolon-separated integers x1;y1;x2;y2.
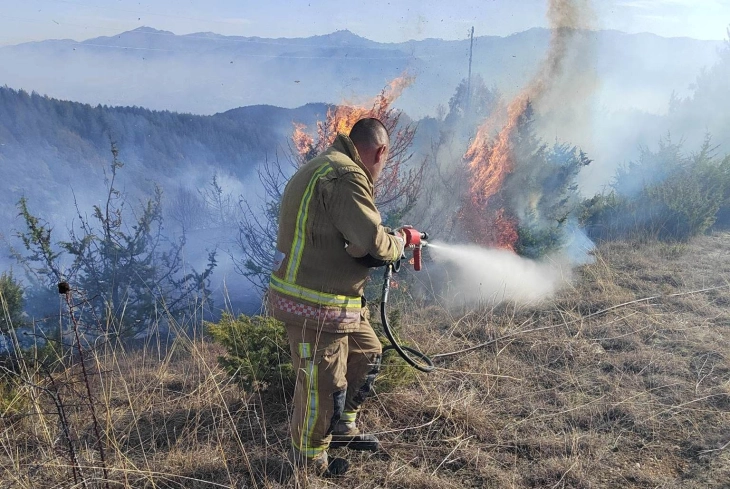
3;233;730;487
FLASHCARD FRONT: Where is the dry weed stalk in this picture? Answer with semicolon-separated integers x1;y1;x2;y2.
61;284;110;488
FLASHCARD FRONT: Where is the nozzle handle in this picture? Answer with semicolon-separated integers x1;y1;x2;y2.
413;247;422;271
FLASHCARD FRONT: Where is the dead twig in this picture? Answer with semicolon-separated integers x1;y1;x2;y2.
431;435;473;475
551;459;579;489
700;439;730;455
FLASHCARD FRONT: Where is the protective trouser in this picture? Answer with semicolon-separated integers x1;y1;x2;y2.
285;312;382;458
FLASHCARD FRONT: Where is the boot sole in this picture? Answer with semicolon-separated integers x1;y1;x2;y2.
330;438;380;452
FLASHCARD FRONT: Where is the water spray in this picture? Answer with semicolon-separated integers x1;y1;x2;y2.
380;231;567;373
381;227;435;373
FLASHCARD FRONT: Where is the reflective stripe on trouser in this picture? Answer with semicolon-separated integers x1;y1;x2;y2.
285;313;382;457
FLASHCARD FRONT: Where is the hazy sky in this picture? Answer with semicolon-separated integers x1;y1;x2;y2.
1;0;729;46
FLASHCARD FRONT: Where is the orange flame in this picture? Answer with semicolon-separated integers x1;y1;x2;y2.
460;94;529;250
467;94;530;205
461;0;589;250
292;73;415;161
292;122;313;159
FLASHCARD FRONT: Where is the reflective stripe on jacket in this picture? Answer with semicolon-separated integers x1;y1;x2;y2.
269;134;402;333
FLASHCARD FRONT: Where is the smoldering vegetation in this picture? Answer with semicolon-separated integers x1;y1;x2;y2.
0;90;331;322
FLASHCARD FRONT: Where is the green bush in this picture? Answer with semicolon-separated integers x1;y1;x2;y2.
13;144;216;336
582;136;730;242
207;313;292;392
514;221;565;260
371;307;419;393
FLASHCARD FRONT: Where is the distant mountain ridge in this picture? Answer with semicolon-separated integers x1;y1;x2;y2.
0;27;722;118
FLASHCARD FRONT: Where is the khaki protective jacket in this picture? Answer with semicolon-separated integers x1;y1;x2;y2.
269;134;403;333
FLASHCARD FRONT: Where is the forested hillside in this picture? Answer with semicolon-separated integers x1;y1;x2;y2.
0;86;328;245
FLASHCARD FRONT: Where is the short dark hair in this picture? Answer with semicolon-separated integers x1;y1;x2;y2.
349;118;389;150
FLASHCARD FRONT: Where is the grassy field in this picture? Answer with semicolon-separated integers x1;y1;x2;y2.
2;234;730;488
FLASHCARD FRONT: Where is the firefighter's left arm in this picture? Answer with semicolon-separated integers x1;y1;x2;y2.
324;170;404;263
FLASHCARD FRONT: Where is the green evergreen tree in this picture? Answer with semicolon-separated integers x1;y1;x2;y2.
499;102;591;258
13;143;217;335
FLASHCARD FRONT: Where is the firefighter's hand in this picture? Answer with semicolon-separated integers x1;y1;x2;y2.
394;226;420;249
387;230;406;259
393;226;410;242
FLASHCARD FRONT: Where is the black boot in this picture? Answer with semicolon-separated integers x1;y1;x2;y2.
288;447;349;477
329;421;381;452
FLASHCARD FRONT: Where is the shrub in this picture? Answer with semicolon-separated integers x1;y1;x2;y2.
207;313;292;392
13;143;217;336
371;307;419;393
514;221;565;260
582;136;730;242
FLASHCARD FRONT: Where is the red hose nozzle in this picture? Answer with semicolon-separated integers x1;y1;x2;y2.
400;227;428;271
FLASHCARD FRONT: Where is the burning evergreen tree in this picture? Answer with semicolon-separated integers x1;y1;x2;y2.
459;101;590;257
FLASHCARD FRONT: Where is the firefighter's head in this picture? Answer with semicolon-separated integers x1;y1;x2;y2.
350;118;389;181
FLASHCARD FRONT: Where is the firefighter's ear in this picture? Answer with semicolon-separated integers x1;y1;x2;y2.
374;144;388;165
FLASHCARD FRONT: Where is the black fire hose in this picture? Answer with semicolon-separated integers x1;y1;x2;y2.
380;261;435;373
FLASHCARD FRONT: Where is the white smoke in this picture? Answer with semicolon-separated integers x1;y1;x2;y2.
426;242;570;305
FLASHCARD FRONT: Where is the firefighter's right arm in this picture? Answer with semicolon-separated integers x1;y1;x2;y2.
324;170;404;263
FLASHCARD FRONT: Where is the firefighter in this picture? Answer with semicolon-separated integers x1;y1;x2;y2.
269;118;405;476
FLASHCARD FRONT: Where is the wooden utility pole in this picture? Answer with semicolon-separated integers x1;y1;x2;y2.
466;26;474;112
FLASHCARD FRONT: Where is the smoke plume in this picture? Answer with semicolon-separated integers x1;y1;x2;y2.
461;0;595;249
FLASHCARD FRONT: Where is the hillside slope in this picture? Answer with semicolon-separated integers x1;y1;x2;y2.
0;87;328;252
2;234;729;487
